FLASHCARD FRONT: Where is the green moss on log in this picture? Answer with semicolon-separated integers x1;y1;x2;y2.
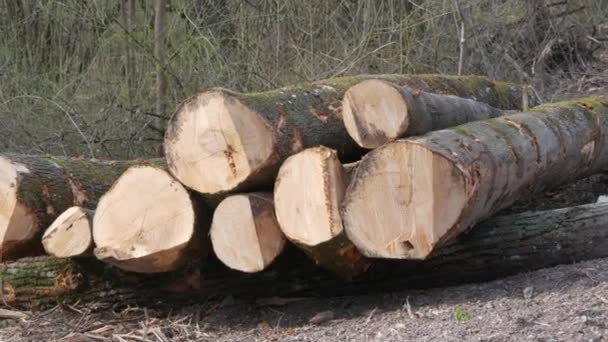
0;257;78;288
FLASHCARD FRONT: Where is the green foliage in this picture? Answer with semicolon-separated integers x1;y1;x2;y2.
0;0;605;159
454;307;472;321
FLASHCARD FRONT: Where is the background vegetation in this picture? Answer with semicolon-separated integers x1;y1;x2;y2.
0;0;606;159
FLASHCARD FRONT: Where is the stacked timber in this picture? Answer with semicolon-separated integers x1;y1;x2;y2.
3;73;608;309
0;155;151;260
163;75;532;196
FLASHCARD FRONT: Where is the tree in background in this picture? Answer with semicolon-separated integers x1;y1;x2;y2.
0;0;605;159
154;0;167;141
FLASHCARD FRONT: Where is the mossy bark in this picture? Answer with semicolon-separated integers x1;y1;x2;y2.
1;155;161;260
0;257;93;308
0;256;203;309
435;97;608;247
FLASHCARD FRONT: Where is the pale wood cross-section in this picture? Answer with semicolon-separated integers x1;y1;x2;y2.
42;206;94;258
93;164;205;273
274;146;369;278
210;193;286;273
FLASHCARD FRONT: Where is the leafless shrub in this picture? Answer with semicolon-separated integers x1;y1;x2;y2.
0;0;605;159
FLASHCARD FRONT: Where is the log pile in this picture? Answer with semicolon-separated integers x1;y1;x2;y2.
3;73;608;309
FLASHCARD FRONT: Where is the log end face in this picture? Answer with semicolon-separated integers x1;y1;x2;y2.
274;147;346;246
42;206;92;258
164;90;276;194
342;141;468;259
92;166;196;273
342;80;409;149
0;157;39;259
210;194;286;273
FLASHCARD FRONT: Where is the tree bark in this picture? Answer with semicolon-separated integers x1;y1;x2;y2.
42;207;94;258
274;147;368;279
210;192;286;273
0;155;151;260
92;163;211;274
342;80;506;148
342;97;608;259
165;74;533;195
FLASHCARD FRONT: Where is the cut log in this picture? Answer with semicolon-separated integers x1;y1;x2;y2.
42;207;94;258
93;164;210;273
342;80;508;148
200;200;608;296
165;75;532;195
210;193;286;273
0;155;146;260
5;201;608;303
342;97;608;259
274;147;369;278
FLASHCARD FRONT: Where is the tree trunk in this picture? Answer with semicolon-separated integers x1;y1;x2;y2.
165;75;533;195
204;201;608;297
0;155;150;260
123;0;136;109
342;97;608;259
210;192;286;273
274;147;369;278
92;163;211;274
154;0;167;135
342;80;506;148
42;207;94;258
